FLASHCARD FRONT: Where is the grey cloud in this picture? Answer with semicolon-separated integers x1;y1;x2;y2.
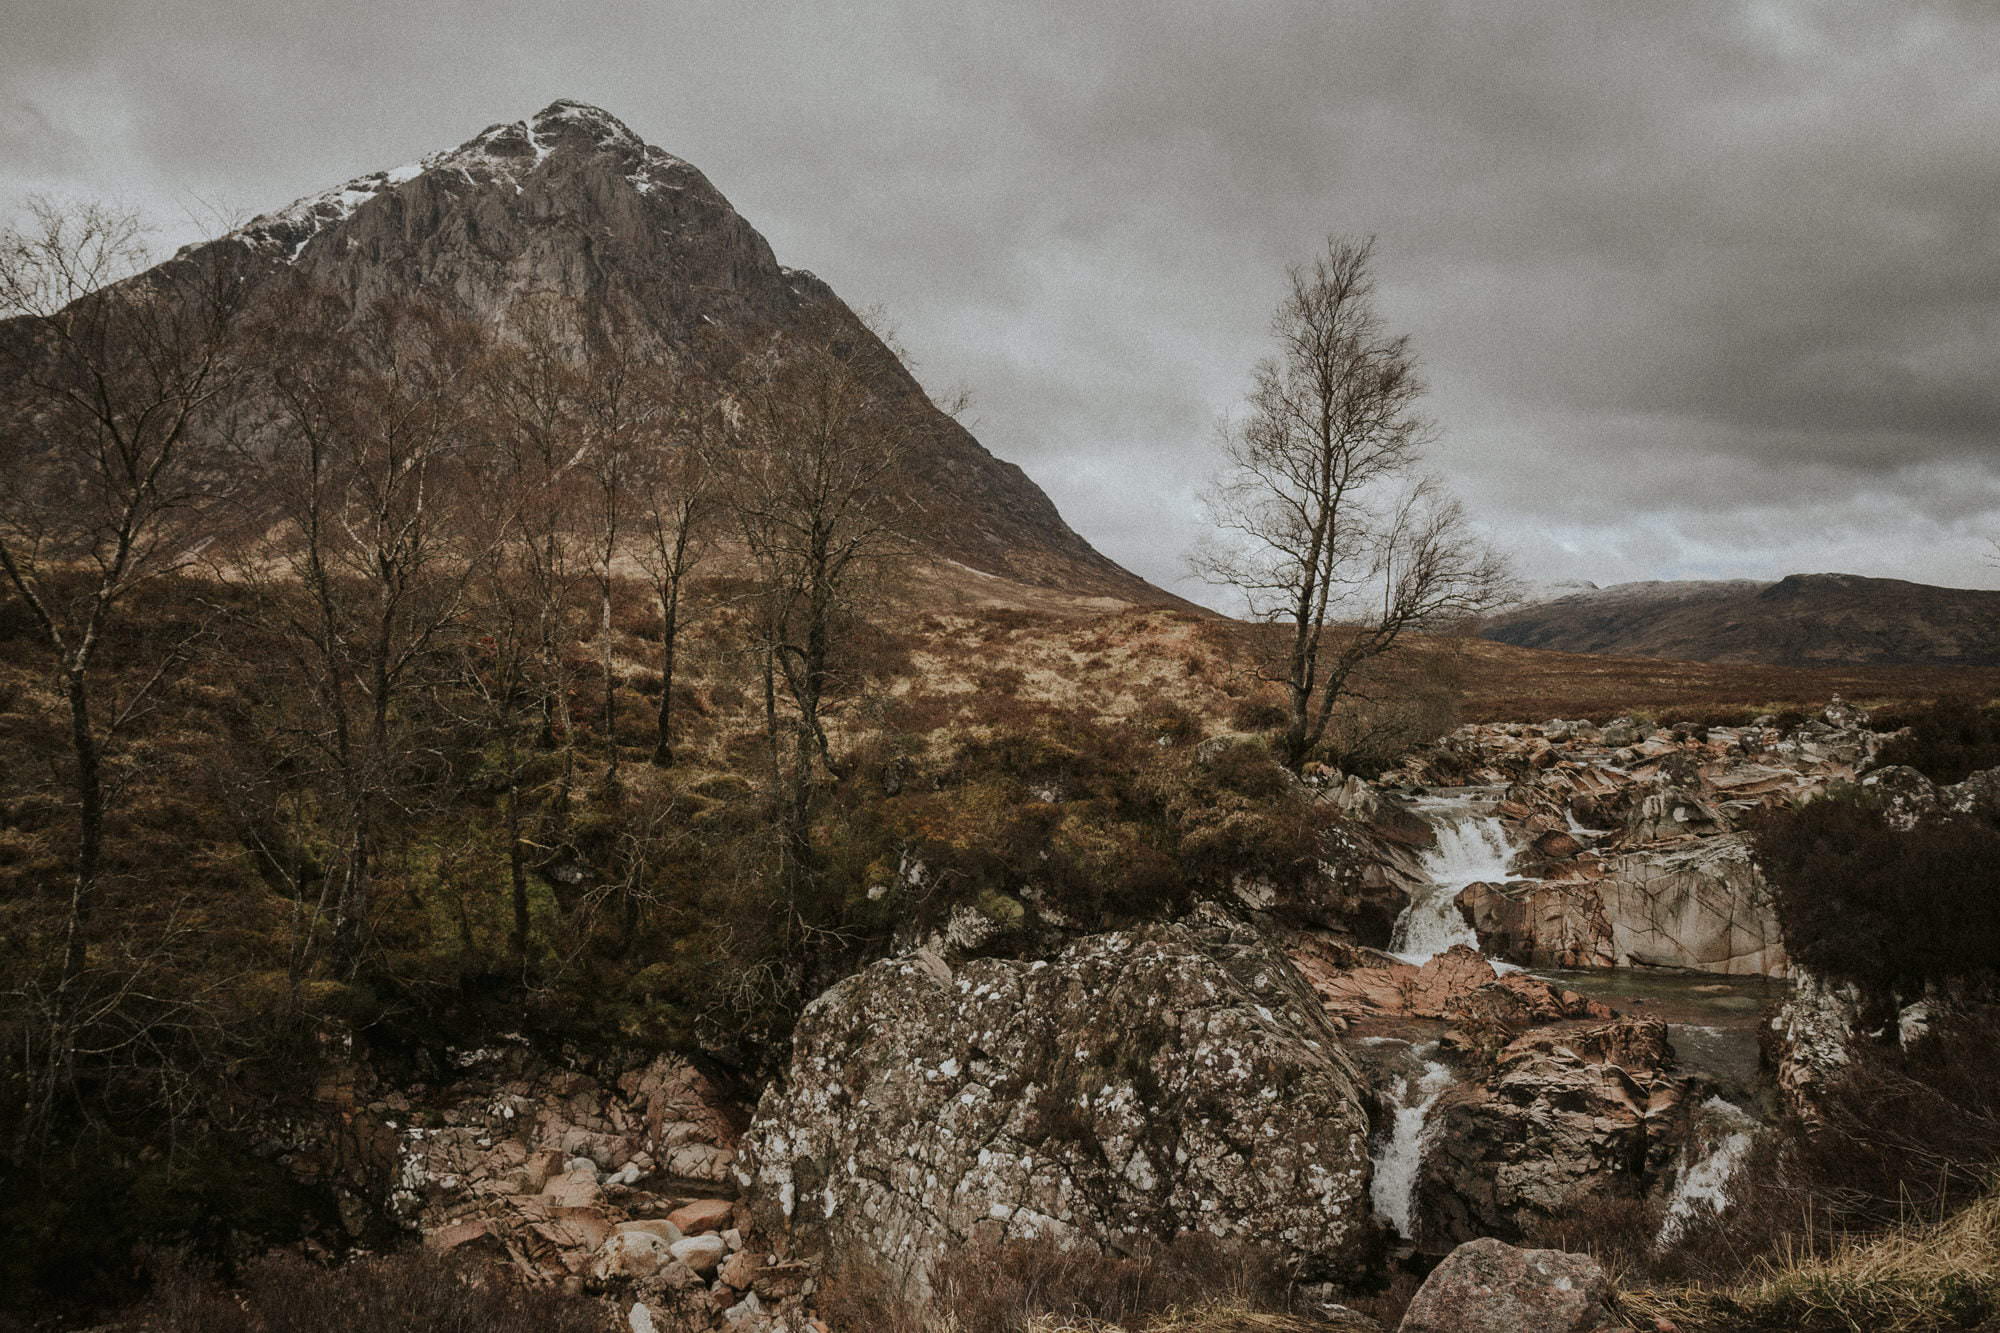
3;0;1998;601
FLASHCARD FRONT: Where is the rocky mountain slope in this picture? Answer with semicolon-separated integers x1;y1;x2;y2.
171;99;1169;605
1482;573;2000;667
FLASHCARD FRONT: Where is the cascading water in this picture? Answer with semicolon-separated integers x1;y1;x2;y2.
1369;1043;1454;1238
1657;1096;1759;1244
1391;801;1517;963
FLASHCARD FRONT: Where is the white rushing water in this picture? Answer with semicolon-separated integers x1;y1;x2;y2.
1390;804;1517;963
1657;1096;1759;1245
1370;1045;1455;1238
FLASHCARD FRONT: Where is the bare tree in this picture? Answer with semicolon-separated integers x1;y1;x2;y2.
255;292;491;971
579;348;639;792
0;199;249;985
728;319;914;936
634;389;714;768
1195;236;1508;771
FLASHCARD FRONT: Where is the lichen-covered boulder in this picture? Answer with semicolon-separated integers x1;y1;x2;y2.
1399;1237;1618;1333
738;905;1373;1286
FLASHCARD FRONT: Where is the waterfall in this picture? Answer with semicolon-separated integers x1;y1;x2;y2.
1370;1046;1454;1238
1391;806;1516;963
1657;1096;1758;1245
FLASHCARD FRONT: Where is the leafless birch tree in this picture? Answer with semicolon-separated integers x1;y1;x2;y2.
258;293;491;971
0;200;250;986
728;320;913;937
1195;237;1508;770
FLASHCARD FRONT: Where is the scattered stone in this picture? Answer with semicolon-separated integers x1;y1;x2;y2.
667;1197;736;1235
542;1165;604;1209
670;1233;728;1275
617;1218;684;1243
722;1292;766;1328
717;1247;763;1291
592;1230;676;1281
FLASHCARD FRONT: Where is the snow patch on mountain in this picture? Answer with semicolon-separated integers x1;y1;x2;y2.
228;99;686;262
1504;578;1770;612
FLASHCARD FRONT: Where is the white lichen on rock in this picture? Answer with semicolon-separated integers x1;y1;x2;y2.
738;903;1373;1286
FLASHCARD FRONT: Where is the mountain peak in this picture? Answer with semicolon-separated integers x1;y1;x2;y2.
528;99;641;144
180;103;1169;605
228;99;680;262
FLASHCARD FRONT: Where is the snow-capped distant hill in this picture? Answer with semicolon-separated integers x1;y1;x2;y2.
1481;573;2000;667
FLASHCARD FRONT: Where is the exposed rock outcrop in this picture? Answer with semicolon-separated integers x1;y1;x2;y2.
1414;1020;1702;1250
1293;941;1612;1033
1398;1237;1619;1333
738;905;1375;1287
1769;969;1867;1114
1382;703;1889;979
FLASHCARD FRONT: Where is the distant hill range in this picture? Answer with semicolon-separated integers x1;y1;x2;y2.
1480;573;2000;668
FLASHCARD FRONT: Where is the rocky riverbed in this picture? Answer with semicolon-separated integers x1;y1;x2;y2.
271;699;1974;1330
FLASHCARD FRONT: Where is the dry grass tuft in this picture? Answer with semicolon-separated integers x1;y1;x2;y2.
1025;1304;1325;1333
1627;1190;2000;1332
815;1235;1302;1333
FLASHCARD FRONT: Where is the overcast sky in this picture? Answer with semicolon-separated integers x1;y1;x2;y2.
6;0;1999;602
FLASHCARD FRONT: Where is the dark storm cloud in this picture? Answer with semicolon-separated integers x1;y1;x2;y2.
5;0;1998;598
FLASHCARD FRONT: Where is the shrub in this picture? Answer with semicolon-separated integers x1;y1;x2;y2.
819;1234;1297;1333
135;1249;616;1332
1228;695;1290;732
1750;792;2000;989
1874;695;2000;785
1632;1189;2000;1333
1145;743;1321;889
1633;1012;2000;1295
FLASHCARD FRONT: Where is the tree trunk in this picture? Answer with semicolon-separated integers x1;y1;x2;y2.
507;770;530;965
652;586;679;767
60;666;101;989
600;578;620;786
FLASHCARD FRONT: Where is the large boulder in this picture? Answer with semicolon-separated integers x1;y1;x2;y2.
738;906;1374;1286
1415;1020;1699;1249
1861;764;1941;829
1942;766;2000;817
1398;1237;1618;1333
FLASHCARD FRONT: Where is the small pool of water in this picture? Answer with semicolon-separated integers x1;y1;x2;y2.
1532;968;1791;1103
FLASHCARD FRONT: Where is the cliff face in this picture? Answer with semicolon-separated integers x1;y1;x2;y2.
175;99;1168;603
